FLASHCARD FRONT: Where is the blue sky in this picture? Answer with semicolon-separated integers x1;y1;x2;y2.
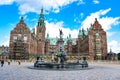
0;0;120;53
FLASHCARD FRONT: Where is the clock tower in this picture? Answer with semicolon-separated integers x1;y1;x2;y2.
36;8;46;54
36;8;46;40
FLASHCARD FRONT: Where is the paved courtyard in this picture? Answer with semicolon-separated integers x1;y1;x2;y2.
0;62;120;80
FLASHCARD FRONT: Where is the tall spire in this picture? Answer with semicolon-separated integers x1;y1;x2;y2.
46;33;50;40
78;29;82;37
68;34;72;40
39;8;44;20
47;33;49;38
110;46;112;53
82;28;85;36
37;8;45;27
41;8;43;14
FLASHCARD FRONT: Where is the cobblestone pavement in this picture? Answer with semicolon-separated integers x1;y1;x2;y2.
0;62;120;80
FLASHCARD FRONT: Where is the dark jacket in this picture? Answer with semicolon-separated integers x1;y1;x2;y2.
1;60;4;64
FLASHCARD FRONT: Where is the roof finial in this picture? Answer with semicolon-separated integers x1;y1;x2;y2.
110;46;112;52
69;33;71;40
21;16;23;20
41;8;43;14
91;23;93;27
20;16;24;23
95;18;97;21
47;33;49;38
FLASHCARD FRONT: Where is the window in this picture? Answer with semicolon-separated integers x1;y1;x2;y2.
13;36;17;42
24;36;27;43
18;34;22;40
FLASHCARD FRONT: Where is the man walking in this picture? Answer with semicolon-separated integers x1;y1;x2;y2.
8;59;10;65
1;60;4;67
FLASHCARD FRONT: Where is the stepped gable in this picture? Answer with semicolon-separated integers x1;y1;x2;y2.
11;17;30;34
92;18;102;30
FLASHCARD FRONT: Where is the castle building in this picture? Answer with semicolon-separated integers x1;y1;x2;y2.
0;45;9;60
77;18;107;60
9;9;107;60
107;48;117;60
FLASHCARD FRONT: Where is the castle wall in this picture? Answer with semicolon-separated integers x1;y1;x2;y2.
9;12;107;60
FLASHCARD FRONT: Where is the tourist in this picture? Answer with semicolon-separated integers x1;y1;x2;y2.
8;60;10;65
1;60;4;67
18;60;21;65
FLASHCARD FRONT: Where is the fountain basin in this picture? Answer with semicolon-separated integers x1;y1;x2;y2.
32;61;88;70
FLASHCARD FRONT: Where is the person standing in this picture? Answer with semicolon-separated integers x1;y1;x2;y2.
8;60;10;65
1;60;4;67
18;60;21;65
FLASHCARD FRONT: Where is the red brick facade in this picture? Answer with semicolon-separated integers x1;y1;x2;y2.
77;18;107;60
9;9;107;60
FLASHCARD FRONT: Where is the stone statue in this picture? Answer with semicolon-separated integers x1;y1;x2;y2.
59;29;63;39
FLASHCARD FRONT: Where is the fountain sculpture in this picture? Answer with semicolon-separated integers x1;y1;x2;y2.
34;29;88;70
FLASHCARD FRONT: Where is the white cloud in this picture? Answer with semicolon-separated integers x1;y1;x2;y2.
19;15;27;20
1;40;9;46
74;17;81;23
74;13;84;23
30;18;37;22
80;12;84;18
0;0;86;14
0;0;14;5
1;35;10;46
107;32;116;37
45;21;78;38
77;0;85;5
14;0;77;14
93;0;99;4
80;8;120;53
99;17;120;31
108;40;120;53
80;8;120;31
0;0;78;14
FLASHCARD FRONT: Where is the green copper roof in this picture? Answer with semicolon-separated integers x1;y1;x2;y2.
46;33;50;40
68;34;72;40
45;37;76;45
37;8;45;27
49;38;57;45
89;26;92;31
78;30;83;38
48;38;68;45
84;30;88;35
78;24;93;38
78;28;91;37
30;28;35;34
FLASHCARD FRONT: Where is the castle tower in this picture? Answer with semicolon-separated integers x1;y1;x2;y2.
89;18;107;60
36;8;46;40
36;8;46;55
67;34;72;54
